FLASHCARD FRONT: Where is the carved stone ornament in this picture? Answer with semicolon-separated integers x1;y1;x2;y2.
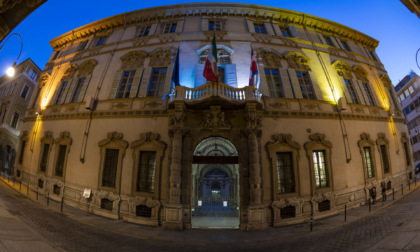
376;132;389;145
269;134;300;150
380;74;392;88
168;103;185;137
145;100;163;108
26;0;45;8
149;47;175;67
38;73;50;87
63;64;78;79
353;65;368;82
332;60;352;79
306;133;332;148
285;52;311;71
245;104;262;136
0;0;21;13
133;37;151;47
40;131;54;144
257;48;283;68
311;191;336;204
129;196;161;209
78;59;98;76
358;132;375;148
114;102;128;109
272;197;304;209
94;190;121;204
269;101;287;109
202;106;231;130
98;131;129;148
328;47;341;56
131;132;166;150
303;102;318;110
279;37;297;47
55;131;72;145
252;32;272;43
120;50;147;70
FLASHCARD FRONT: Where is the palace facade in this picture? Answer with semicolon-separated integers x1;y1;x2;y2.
16;3;413;231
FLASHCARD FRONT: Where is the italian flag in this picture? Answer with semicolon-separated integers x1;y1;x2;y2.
203;34;219;82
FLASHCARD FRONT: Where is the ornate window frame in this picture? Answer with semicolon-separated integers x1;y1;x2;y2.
130;132;166;197
304;133;333;193
98;132;129;192
66;59;97;104
376;133;391;175
358;133;377;182
53;131;72;180
266;134;300;198
53;64;77;105
401;133;413;168
38;131;54;175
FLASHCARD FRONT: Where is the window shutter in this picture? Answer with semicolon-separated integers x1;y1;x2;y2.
225;64;237;88
129;68;144;98
329;36;339;48
288;26;299;38
272;24;282;36
176;20;184;33
334;37;344;50
51;83;61;105
279;69;293;98
77;75;92;103
338;75;352;104
162;64;174;95
195;64;206;88
246;19;255;33
201;18;209;31
287;69;303;99
149;24;158;35
264;23;274;35
308;71;322;100
64;77;76;103
109;70;123;99
355;79;370;105
317;33;327;45
138;67;152;97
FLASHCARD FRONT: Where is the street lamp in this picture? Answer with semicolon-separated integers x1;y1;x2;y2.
0;33;23;77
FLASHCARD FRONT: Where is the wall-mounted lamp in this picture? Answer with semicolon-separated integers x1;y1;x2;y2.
0;33;23;77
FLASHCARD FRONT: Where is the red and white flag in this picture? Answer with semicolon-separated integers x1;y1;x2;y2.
203;34;219;82
249;46;258;86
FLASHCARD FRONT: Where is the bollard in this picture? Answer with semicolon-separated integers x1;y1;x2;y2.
310;216;313;232
36;188;38;200
61;198;64;212
310;203;313;232
47;192;49;206
416;176;417;186
344;205;347;222
409;180;411;191
27;183;29;196
401;184;403;195
19;180;21;191
393;188;395;200
369;198;371;212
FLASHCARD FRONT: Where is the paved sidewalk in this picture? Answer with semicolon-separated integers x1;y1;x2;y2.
0;174;420;251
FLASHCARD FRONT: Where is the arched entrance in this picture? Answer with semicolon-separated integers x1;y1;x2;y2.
191;137;239;228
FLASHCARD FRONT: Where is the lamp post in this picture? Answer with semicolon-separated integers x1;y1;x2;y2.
0;33;23;77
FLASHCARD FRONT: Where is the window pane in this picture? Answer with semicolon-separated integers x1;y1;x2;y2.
55;81;68;104
55;145;67;177
116;71;136;98
40;144;50;172
380;145;390;173
18;140;26;164
344;79;359;104
147;68;167;97
296;71;316;99
362;82;375;106
137;151;156;193
313;150;328;188
276;152;295;193
363;147;374;178
102;149;119;188
71;78;86;103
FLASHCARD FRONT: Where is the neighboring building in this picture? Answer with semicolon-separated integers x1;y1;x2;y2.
395;71;420;170
17;3;413;231
401;0;420;18
0;0;47;42
0;58;40;175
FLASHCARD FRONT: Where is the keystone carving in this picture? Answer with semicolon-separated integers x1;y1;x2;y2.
202;106;231;130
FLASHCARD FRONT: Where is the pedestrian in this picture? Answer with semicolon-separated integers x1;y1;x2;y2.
382;185;386;202
371;186;376;204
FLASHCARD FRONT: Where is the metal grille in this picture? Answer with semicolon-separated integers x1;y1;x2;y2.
101;199;113;211
53;185;61;195
55;145;67;177
296;71;316;100
363;147;375;178
18;140;26;164
380;145;390;173
102;149;119;188
276;152;295;193
280;205;296;219
38;179;44;188
313;150;328;188
136;205;152;218
136;151;156;193
39;144;50;172
318;200;330;212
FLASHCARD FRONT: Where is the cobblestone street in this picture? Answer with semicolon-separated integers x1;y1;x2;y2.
1;176;420;251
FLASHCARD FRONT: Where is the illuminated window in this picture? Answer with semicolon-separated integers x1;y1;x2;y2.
313;150;328;188
54;81;68;105
20;85;30;99
209;20;222;31
163;23;177;33
136;151;156;193
265;68;284;98
70;78;86;103
254;23;266;34
344;79;360;104
147;68;167;97
116;71;136;98
280;28;290;37
296;71;316;100
363;147;375;178
362;82;375;106
11;112;19;129
138;26;151;37
276;152;295;193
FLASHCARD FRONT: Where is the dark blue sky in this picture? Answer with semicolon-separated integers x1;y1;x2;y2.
0;0;419;85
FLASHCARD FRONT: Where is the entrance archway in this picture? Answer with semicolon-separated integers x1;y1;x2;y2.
191;137;239;228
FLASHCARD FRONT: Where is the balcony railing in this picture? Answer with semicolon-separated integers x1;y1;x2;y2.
170;82;260;102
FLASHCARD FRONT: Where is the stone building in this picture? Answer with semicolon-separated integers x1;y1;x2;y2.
0;58;40;175
401;0;420;18
16;3;413;231
395;72;420;171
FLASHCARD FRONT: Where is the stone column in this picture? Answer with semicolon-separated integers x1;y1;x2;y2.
244;102;267;231
164;102;185;230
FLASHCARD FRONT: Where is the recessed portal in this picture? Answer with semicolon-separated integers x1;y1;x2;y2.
191;137;239;229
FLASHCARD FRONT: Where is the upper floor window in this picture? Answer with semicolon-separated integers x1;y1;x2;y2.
367;49;377;61
29;70;37;80
322;35;335;47
52;50;61;60
147;68;167;97
280;28;291;37
362;82;375;106
313;150;328;188
254;23;266;34
70;78;86;103
296;71;316;100
209;20;222;31
264;68;284;98
77;40;88;52
341;40;351;51
116;71;136;99
344;79;360;104
138;26;151;37
11;112;19;129
54;81;68;105
163;23;177;33
95;36;107;46
20;84;30;99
